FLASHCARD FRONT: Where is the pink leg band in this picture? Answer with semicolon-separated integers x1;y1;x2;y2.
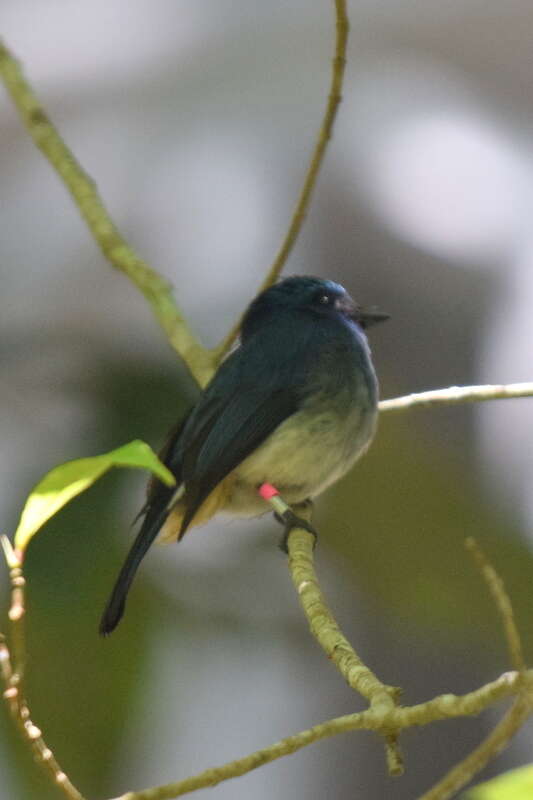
258;482;280;500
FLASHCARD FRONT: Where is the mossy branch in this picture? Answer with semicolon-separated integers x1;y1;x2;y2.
285;522;403;775
287;528;399;705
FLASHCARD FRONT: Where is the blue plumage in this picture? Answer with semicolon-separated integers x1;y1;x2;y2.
100;276;387;634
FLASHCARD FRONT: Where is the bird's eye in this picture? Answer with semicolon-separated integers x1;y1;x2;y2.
317;294;330;305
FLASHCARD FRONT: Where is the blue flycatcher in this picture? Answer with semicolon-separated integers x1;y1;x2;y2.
100;276;388;634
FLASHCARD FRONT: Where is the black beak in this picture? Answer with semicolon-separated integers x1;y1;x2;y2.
356;308;390;329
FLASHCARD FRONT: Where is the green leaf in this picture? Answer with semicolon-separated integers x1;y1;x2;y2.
467;765;533;799
13;440;175;555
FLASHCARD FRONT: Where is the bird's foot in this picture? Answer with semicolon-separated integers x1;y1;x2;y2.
275;507;318;553
257;484;317;553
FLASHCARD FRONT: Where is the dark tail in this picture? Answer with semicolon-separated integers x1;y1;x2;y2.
99;503;170;636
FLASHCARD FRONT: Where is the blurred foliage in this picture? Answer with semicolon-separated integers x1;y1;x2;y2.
1;355;196;798
466;765;533;799
320;409;533;660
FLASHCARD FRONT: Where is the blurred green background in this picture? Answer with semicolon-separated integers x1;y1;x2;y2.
1;2;533;798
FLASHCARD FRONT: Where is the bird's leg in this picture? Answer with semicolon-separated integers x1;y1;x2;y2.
257;485;317;552
276;499;318;553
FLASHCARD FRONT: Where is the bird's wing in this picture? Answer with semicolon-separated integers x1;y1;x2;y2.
174;314;319;536
99;314;321;635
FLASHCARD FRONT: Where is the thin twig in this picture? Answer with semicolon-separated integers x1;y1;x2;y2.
384;733;404;777
109;712;376;800
0;540;86;800
417;538;531;800
379;383;533;413
0;41;214;388
214;0;350;361
418;692;533;800
400;670;526;727
465;538;525;673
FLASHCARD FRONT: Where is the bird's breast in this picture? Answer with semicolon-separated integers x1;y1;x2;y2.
229;371;378;515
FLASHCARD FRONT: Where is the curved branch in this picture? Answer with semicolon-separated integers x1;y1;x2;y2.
0;42;214;388
465;538;525;673
257;493;399;706
258;490;403;772
286;527;399;708
109;713;375;800
214;0;350;361
259;0;349;290
286;525;405;770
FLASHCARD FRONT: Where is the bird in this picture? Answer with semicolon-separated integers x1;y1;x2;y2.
100;275;388;635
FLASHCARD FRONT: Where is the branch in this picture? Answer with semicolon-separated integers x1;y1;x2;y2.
418;693;533;800
260;491;403;773
111;671;533;800
379;383;533;413
465;538;525;673
214;0;350;360
3;528;532;800
287;528;398;706
417;540;530;800
0;41;214;388
286;528;402;709
287;525;404;775
0;538;86;800
4;40;533;408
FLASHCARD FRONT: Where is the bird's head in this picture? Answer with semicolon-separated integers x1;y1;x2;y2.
241;276;389;338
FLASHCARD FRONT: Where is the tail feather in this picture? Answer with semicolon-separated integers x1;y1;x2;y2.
100;475;232;634
99;504;170;636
